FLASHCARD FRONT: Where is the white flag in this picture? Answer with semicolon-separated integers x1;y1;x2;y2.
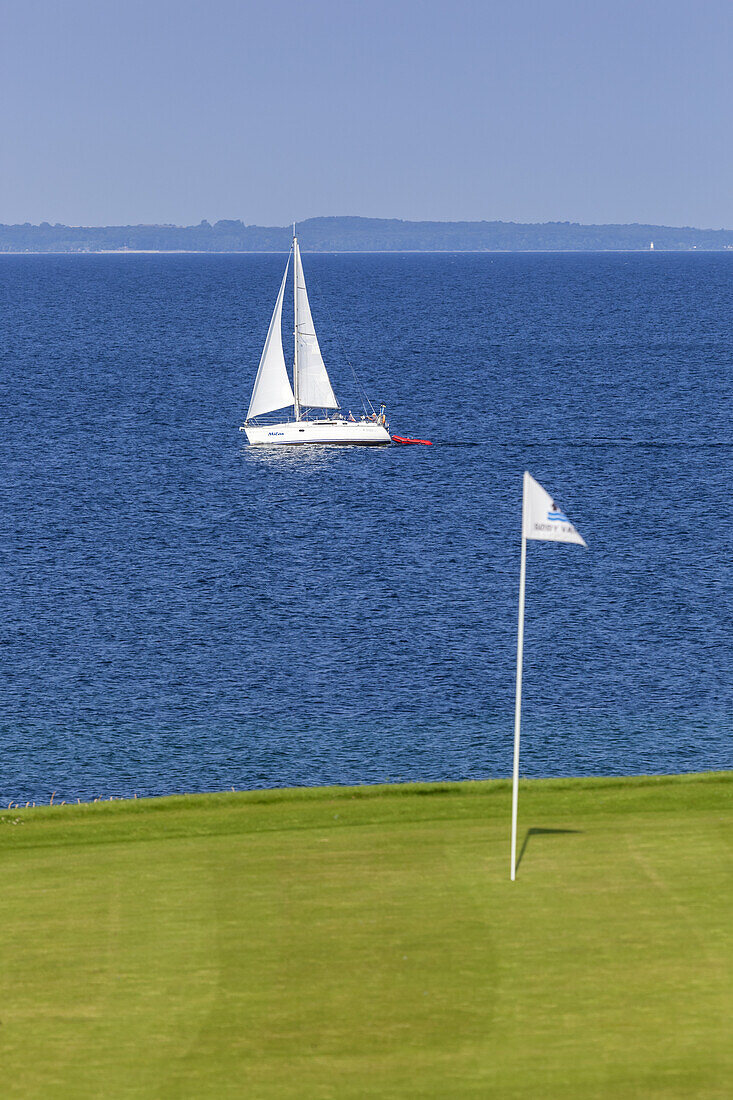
522;471;586;546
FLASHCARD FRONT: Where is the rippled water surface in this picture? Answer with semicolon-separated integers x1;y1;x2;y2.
0;252;730;801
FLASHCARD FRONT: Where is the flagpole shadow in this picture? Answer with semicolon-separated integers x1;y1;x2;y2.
515;827;582;873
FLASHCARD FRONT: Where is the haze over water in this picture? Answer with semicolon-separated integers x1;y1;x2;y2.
0;251;730;802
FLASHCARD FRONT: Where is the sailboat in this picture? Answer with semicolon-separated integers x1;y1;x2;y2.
241;228;391;446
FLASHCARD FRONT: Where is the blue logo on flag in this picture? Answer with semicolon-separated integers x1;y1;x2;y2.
547;509;569;522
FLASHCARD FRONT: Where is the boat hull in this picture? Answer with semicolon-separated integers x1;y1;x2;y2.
243;420;391;446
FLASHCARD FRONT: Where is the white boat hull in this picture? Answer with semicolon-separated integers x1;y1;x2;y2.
243;419;391;446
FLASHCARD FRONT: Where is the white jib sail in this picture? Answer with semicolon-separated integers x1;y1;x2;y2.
294;241;339;409
246;257;294;420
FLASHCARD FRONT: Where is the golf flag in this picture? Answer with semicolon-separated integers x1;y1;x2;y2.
523;472;587;546
510;471;587;881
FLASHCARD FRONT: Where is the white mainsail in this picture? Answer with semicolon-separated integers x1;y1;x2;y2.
294;240;339;410
246;257;294;420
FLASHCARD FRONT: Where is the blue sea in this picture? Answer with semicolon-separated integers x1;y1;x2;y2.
0;252;730;802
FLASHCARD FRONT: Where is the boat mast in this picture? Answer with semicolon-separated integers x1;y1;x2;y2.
293;223;300;421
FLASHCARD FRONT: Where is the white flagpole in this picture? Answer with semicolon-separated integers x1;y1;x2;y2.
510;471;528;881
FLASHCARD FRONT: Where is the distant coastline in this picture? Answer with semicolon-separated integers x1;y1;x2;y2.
2;215;733;253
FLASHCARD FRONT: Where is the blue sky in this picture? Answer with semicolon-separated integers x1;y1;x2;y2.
1;0;730;227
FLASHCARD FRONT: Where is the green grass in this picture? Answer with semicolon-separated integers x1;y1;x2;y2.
1;773;731;1098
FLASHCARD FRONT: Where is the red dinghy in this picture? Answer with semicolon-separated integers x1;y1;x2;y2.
391;435;432;446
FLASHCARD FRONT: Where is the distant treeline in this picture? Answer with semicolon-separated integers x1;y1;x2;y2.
1;216;732;252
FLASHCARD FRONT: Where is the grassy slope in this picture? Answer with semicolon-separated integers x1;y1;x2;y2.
0;773;731;1099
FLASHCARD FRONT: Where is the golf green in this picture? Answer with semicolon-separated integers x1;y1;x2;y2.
1;773;730;1098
